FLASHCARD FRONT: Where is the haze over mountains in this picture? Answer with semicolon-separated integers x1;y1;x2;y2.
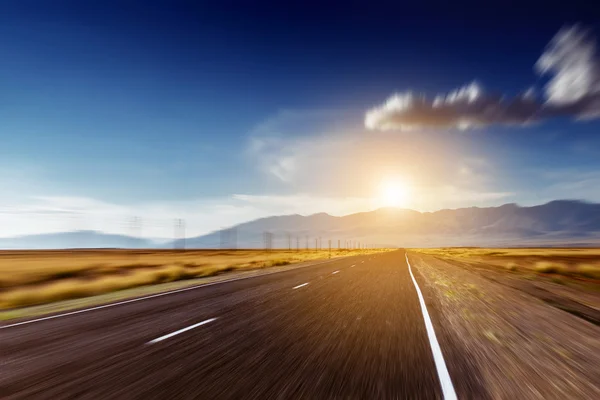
0;231;154;250
2;200;600;249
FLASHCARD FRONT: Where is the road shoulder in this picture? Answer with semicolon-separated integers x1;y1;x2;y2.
0;255;347;325
409;252;600;399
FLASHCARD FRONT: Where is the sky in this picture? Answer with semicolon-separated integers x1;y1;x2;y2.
2;1;600;239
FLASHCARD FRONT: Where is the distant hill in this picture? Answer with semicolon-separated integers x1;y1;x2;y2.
3;200;600;249
174;200;600;248
0;230;154;250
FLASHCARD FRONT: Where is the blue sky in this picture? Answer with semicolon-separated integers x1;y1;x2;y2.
2;1;600;238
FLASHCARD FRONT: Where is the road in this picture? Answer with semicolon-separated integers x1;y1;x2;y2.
1;250;459;399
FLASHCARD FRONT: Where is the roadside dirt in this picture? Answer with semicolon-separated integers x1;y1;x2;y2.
435;256;600;326
410;252;600;400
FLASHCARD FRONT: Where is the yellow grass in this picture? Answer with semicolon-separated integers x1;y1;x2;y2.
409;247;600;281
410;247;600;258
505;262;518;271
576;264;600;279
534;261;569;275
0;248;391;309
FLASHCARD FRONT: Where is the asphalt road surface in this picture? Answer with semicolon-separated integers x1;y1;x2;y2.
1;250;461;399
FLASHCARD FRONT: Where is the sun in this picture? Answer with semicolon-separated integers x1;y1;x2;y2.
378;179;410;208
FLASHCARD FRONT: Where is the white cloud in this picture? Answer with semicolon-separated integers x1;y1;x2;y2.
416;185;514;211
0;193;378;239
246;108;513;212
233;194;376;216
0;196;252;239
365;81;539;131
268;156;297;182
366;25;600;131
247;109;361;188
536;24;600;106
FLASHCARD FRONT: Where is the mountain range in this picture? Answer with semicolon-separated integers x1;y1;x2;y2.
2;200;600;249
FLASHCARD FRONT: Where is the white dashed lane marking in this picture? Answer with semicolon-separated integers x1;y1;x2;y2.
1;258;342;329
147;318;218;344
292;283;309;289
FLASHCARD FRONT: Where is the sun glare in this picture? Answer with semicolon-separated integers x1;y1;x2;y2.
379;179;410;208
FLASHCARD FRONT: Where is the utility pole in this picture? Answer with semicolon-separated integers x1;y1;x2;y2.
296;237;299;252
264;232;273;251
181;219;186;250
328;239;331;258
287;232;291;251
174;218;186;250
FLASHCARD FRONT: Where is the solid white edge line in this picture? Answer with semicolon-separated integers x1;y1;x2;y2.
0;257;343;329
147;318;217;344
405;253;458;400
331;270;339;274
292;282;309;289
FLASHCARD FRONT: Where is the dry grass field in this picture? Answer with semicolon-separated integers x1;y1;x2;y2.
410;247;600;280
0;248;390;309
409;247;600;325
